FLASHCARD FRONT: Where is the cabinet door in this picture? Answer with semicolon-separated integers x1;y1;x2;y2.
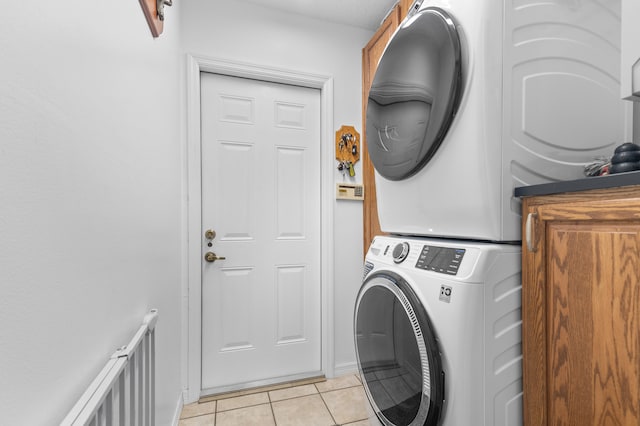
522;187;640;425
362;5;400;256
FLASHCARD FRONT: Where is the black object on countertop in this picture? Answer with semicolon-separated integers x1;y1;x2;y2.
610;142;640;174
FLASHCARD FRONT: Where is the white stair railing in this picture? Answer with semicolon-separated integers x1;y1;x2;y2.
60;309;158;426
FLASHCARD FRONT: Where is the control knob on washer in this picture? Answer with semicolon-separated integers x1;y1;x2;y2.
392;242;410;263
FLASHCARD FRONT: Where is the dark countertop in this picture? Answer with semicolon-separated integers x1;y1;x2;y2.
514;171;640;198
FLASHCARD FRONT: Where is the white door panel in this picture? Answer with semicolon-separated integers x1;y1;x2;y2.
200;72;321;393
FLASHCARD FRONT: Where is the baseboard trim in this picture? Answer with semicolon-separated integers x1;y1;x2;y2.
199;375;326;403
333;362;358;378
171;391;184;426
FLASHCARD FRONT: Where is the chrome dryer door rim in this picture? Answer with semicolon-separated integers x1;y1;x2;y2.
354;271;445;426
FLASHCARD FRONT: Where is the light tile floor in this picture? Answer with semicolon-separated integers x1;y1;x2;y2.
179;374;373;426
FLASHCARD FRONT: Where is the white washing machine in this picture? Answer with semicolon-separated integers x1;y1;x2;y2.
368;0;627;241
354;236;522;425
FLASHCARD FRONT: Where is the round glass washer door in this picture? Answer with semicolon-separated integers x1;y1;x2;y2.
367;7;463;181
354;271;444;426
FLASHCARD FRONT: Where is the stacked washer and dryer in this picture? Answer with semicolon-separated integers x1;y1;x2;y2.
354;0;626;425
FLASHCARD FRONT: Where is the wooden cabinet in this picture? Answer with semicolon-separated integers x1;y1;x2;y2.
522;186;640;425
361;5;401;256
398;0;415;17
363;4;414;255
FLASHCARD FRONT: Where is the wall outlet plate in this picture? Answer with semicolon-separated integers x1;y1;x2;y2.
336;183;364;201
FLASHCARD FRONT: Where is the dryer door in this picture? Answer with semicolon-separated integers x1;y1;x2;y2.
354;271;444;426
367;7;463;181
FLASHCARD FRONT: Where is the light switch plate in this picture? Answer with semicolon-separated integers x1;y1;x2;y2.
336;183;364;201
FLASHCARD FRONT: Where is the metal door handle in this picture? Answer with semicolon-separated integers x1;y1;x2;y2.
525;212;538;253
204;252;226;263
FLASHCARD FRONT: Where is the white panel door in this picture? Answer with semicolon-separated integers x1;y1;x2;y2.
200;72;322;394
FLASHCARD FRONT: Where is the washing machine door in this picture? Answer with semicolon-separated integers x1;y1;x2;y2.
354;271;444;426
367;7;462;181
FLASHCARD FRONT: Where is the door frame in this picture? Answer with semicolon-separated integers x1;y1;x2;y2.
185;54;335;403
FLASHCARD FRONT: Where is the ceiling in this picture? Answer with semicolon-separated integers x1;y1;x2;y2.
235;0;399;31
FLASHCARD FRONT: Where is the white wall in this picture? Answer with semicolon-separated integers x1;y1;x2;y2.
180;1;373;381
0;2;183;425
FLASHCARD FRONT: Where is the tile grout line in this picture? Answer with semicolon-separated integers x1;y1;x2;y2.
319;378;370;426
267;391;278;426
212;385;336;415
217;401;272;414
179;400;217;421
316;383;339;426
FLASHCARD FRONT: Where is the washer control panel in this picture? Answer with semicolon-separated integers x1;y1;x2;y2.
415;245;465;275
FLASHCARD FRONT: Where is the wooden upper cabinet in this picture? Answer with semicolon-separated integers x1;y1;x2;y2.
362;5;401;256
522;186;640;425
399;0;415;18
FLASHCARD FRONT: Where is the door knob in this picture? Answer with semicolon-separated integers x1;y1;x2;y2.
204;252;226;263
